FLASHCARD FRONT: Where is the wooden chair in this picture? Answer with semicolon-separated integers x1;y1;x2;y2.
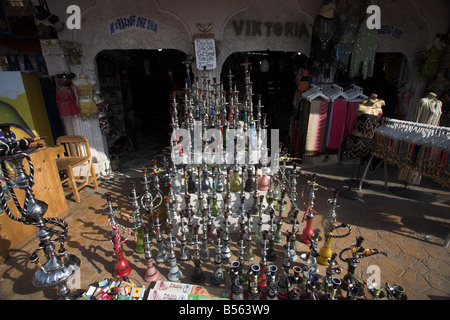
55;135;98;202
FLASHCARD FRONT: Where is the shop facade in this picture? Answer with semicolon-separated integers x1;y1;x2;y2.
41;0;449;173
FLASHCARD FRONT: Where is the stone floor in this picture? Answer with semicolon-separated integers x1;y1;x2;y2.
0;137;449;300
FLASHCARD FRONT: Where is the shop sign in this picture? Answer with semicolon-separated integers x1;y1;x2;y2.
194;37;217;70
231;20;309;38
5;52;47;74
377;24;403;40
109;15;158;36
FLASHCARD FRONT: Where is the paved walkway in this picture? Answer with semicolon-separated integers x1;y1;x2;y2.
0;140;449;300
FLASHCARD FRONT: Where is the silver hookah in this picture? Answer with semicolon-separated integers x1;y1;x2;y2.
129;181;143;232
265;265;279;300
243;210;254;262
0;125;79;300
230;261;244;300
166;223;182;281
200;208;211;261
221;209;232;259
185;201;195;245
289;209;299;262
236;229;247;273
196;165;205;217
154;210;168;263
286;163;300;224
190;224;205;284
266;210;277;262
278;231;293;293
325;253;342;300
253;194;265;243
178;210;191;261
210;228;225;286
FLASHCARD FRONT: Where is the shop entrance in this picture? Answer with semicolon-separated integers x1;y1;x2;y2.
95;49;188;164
221;50;309;152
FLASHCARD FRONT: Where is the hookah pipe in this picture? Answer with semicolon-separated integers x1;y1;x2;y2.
339;236;388;297
274;189;286;243
266;210;277;262
221;209;232;259
317;189;352;266
0;143;80;298
200;208;211;261
243;209;254;262
230;261;244;300
247;264;261;300
258;230;269;288
129;181;145;254
191;224;206;284
166;223;183;281
299;174;319;244
178;209;191;261
253;194;265;243
325;253;342;300
154;210;168;263
195;165;205;217
278;231;293;293
211;227;225;286
265;265;279;300
289;208;300;262
143;223;160;283
107;196;132;281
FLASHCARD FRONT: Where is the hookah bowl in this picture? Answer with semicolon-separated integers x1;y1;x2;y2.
230;261;244;300
300;251;318;275
247;264;261;300
143;224;160;283
265;265;279;300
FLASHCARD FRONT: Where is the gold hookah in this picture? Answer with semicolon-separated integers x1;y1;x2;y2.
317;189;352;266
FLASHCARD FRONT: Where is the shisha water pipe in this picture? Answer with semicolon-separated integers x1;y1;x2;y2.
264;179;275;215
166;223;183;281
195;165;205;217
299;174;319;244
289;208;300;261
258;230;269;288
253;194;265;243
274;189;286;243
211;228;225;286
107;199;132;281
339;235;388;297
221;209;232;259
265;265;279;300
236;229;247;283
266;210;277;262
178;210;191;261
288;265;301;300
243;210;255;262
230;261;244;300
129;181;145;254
236;193;246;216
143;223;160;283
285;163;300;224
191;224;206;284
278;231;293;293
154;210;168;263
324;253;342;300
247;264;261;300
0;125;80;299
317;189;352;266
200;209;211;261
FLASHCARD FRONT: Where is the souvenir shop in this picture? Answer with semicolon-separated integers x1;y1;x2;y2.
0;0;449;301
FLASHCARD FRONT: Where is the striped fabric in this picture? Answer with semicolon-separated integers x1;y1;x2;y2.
326;100;347;149
305;99;329;153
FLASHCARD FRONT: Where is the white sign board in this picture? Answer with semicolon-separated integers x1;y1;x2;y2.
194;38;217;70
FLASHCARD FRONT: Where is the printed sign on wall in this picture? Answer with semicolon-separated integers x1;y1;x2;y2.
109;15;158;36
194;38;217;70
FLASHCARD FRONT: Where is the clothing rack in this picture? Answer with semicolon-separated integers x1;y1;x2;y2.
360;117;450;190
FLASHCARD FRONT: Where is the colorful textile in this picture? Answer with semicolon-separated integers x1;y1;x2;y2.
326;100;347;149
305;100;329;154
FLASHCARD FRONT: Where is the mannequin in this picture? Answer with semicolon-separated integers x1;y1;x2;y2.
412;92;442;126
347;93;384;159
73;75;99;119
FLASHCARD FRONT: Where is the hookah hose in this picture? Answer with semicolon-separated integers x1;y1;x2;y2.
1;154;70;267
326;223;352;239
108;217;132;249
339;246;388;265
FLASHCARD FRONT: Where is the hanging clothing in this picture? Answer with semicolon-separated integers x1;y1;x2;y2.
344;101;360;139
74;77;99;119
55;75;79;118
412;95;442;126
305;99;329;154
349;0;384;79
326;100;347;149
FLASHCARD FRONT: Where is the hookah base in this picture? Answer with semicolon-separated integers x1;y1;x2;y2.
167;269;183;282
145;266;160;283
316;255;331;266
191;270;206;284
